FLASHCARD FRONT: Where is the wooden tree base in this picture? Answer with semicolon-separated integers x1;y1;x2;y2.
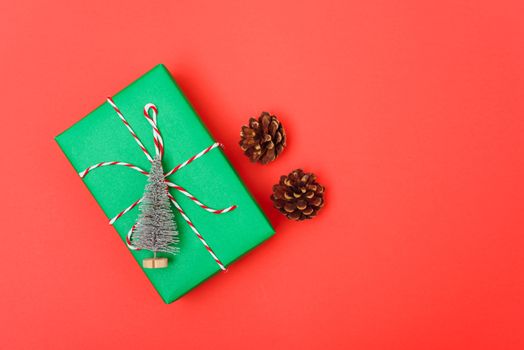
143;257;168;269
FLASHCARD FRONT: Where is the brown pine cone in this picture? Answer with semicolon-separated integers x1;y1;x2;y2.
271;169;325;221
239;112;286;164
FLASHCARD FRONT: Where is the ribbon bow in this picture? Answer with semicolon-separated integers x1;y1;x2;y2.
79;97;237;270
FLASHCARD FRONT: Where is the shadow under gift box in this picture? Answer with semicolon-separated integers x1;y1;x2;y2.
55;64;275;303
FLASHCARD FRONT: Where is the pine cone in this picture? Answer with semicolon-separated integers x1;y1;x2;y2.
239;112;286;164
271;169;325;221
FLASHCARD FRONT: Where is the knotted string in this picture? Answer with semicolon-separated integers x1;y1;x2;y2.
78;97;237;271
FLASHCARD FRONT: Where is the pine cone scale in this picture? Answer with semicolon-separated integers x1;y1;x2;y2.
296;200;307;210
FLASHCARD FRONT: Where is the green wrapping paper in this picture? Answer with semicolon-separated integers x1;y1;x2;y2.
55;64;275;303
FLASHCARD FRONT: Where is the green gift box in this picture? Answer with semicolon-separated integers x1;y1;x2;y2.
55;64;274;303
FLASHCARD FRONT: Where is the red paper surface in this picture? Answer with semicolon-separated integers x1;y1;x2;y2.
1;0;523;349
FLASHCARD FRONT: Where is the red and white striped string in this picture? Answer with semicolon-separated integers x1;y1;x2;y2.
106;97;153;162
79;97;235;271
142;103;164;158
164;142;222;177
79;162;147;178
166;181;236;214
167;193;226;270
126;224;138;249
109;197;143;225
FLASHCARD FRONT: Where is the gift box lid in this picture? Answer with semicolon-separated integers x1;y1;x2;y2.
56;64;275;303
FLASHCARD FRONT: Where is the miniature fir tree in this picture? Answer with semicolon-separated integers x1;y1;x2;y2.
132;155;179;268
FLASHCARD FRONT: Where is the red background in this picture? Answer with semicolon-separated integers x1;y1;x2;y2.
1;0;523;349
